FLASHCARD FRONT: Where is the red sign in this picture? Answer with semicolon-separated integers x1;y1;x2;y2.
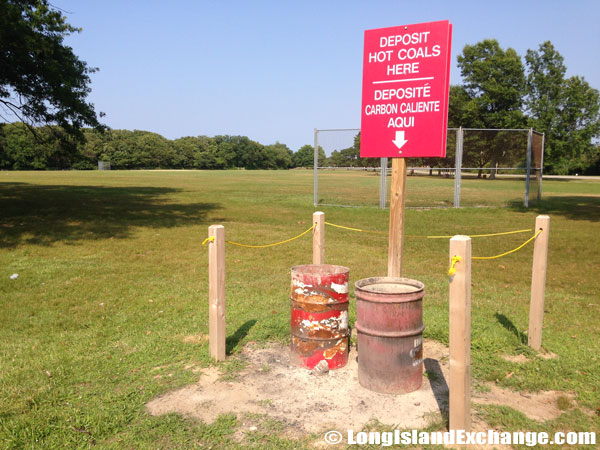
360;20;452;158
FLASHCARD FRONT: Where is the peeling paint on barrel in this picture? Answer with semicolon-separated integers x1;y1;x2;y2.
355;277;425;394
290;264;350;369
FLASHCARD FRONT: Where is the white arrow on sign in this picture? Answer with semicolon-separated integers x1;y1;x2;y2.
392;130;408;152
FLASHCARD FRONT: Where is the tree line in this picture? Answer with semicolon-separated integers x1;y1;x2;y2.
1;1;598;174
0;124;327;170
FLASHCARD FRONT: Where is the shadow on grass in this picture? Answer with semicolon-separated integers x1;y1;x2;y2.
226;319;257;354
508;196;600;222
0;182;221;248
424;358;449;426
495;313;527;345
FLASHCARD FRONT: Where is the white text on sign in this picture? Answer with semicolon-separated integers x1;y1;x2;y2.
360;20;452;158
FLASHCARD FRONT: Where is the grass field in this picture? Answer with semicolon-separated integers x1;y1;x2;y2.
1;170;599;448
317;169;548;208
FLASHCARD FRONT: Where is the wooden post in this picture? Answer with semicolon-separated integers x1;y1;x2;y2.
449;235;472;432
208;225;226;361
387;158;407;277
528;215;550;351
313;211;325;265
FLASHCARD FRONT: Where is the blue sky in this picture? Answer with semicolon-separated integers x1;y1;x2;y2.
58;0;600;151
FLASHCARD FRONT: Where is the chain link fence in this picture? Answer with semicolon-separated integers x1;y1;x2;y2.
313;128;544;209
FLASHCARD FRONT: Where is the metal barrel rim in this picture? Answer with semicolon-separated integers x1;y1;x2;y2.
355;322;425;338
355;277;425;304
355;276;424;294
291;264;350;276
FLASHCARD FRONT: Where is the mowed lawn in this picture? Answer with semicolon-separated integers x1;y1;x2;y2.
317;168;549;208
1;170;599;448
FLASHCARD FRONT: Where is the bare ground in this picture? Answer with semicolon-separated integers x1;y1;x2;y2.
146;339;570;438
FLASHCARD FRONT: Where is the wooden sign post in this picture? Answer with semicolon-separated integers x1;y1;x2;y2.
387;159;408;277
360;21;453;278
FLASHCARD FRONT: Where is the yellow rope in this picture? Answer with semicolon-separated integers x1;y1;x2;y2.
225;224;315;248
472;229;543;260
205;220;540;261
448;256;462;276
324;221;532;239
418;229;533;239
324;221;387;235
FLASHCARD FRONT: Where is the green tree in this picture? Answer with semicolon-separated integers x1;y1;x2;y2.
335;145;360;167
0;122;48;169
77;128;104;168
234;136;267;170
97;130;134;169
345;132;379;168
170;136;196;168
212;135;238;169
0;0;104;147
458;39;526;129
525;42;600;174
172;136;222;169
264;142;293;169
95;130;175;169
525;41;566;132
457;39;527;177
553;76;600;174
323;132;380;168
193;136;221;169
293;145;325;168
0;122;79;169
447;85;470;128
131;130;175;168
327;149;346;167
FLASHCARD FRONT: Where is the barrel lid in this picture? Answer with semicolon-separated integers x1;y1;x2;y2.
291;264;350;276
355;277;424;294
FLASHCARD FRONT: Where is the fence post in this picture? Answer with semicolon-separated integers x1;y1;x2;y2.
528;215;550;351
449;235;472;432
453;127;463;208
538;133;545;201
208;225;226;361
313;211;325;265
314;128;319;207
524;128;533;208
380;157;388;209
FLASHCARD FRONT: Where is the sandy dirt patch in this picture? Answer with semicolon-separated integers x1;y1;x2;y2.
500;354;530;364
146;339;568;436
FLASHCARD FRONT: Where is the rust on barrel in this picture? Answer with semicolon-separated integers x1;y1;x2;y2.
355;277;425;394
290;264;350;369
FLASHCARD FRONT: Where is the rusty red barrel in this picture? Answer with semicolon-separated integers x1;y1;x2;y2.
290;264;350;369
355;277;425;394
